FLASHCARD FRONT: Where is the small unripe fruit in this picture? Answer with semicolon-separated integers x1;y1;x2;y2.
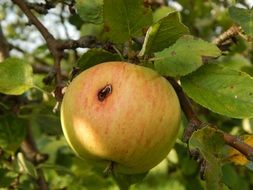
61;62;181;174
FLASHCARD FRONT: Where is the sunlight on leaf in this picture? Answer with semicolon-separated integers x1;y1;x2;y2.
0;57;33;95
154;35;220;77
139;11;189;55
181;64;253;118
103;0;152;43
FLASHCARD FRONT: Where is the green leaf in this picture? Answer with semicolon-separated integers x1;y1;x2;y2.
228;6;253;36
103;0;152;43
19;100;61;136
153;6;176;23
80;23;103;37
219;54;253;76
0;57;33;95
181;64;253;118
0;115;27;153
31;114;62;136
139;12;189;56
113;172;148;190
76;0;103;24
69;14;84;29
40;163;75;177
189;127;225;190
0;168;17;188
222;164;249;190
15;152;38;178
77;49;121;71
154;35;221;77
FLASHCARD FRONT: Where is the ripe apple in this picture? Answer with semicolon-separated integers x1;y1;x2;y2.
60;61;181;174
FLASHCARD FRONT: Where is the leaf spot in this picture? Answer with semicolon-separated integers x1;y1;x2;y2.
171;51;176;56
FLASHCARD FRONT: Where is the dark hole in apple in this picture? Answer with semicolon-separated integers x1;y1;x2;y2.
98;84;113;102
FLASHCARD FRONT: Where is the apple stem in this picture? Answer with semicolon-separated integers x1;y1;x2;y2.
103;161;115;177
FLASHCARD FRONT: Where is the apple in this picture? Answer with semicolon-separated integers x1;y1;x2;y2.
60;61;181;174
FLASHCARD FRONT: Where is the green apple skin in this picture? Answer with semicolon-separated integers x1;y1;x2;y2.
61;62;181;174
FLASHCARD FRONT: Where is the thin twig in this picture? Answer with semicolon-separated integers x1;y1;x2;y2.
59;4;71;39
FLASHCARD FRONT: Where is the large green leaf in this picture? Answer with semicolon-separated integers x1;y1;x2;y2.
189;127;225;190
154;35;221;77
0;115;27;153
0;58;33;95
229;6;253;36
139;12;189;56
181;64;253;118
103;0;152;43
76;0;103;24
77;49;121;71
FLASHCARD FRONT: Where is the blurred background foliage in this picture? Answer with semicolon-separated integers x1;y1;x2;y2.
0;0;253;189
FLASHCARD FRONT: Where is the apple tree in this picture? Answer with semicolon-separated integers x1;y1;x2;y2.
0;0;253;189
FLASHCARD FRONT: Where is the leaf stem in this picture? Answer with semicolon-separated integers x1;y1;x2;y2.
103;161;115;177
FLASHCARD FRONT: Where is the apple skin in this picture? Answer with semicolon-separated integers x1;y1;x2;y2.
61;62;181;174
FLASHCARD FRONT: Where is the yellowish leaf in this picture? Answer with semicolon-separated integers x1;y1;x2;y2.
228;135;253;165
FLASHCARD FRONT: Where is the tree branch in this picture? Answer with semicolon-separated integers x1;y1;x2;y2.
11;0;56;51
58;36;101;50
0;17;49;189
0;23;10;60
168;78;202;142
21;126;49;190
12;0;63;101
168;78;253;162
12;0;101;102
223;133;253;161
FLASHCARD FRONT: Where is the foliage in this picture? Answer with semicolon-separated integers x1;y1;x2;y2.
0;0;253;189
